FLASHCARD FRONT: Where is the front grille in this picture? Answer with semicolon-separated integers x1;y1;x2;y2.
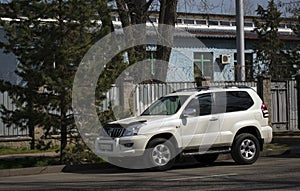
103;124;125;138
107;128;125;138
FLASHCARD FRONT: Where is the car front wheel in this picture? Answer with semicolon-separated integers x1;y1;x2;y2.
145;138;176;171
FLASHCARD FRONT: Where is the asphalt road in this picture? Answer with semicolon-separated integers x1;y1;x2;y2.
0;156;299;191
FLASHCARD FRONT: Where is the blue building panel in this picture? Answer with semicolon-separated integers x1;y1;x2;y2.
166;47;237;82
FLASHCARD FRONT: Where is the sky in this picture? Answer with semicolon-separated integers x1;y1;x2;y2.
177;0;298;17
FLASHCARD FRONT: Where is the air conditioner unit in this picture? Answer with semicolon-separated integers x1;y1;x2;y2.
221;54;231;64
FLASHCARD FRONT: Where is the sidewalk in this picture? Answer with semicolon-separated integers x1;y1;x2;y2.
0;152;59;159
0;136;299;177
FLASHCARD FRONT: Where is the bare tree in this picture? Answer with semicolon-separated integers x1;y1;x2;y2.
115;0;178;81
278;0;300;17
244;0;255;16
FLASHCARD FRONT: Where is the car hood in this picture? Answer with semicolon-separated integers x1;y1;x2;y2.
110;115;175;125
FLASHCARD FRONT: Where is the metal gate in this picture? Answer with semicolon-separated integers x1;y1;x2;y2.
271;81;298;131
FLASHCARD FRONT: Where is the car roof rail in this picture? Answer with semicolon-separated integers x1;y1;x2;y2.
172;86;210;93
223;85;251;89
173;85;251;93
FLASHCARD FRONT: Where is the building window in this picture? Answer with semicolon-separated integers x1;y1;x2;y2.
194;52;214;81
176;19;182;24
208;20;219;26
196;20;207;25
184;19;195;24
220;21;231;26
244;22;253;27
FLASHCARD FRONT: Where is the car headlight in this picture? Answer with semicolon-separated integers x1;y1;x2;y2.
123;124;144;136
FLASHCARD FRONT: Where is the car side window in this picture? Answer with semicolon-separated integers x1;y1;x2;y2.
184;97;200;116
199;94;212;116
226;91;254;112
184;93;212;116
214;91;254;113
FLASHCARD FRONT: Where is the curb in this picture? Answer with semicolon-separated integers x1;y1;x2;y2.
260;148;291;157
0;165;65;177
0;162;114;177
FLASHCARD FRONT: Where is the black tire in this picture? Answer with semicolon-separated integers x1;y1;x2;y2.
193;153;219;165
231;133;260;165
145;138;176;171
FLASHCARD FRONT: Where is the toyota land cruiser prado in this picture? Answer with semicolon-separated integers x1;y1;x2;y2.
95;86;273;170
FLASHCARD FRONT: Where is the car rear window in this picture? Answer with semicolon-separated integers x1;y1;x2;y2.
214;91;254;113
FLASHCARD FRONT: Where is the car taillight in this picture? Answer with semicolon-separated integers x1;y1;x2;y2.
261;103;269;118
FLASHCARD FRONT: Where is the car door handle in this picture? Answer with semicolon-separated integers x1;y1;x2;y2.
209;117;219;121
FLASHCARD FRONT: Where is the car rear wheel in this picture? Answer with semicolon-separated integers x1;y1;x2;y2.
231;133;260;165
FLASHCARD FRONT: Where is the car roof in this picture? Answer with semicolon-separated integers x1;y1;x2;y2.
166;86;255;97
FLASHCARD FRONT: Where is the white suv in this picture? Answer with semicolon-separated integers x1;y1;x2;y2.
95;86;273;170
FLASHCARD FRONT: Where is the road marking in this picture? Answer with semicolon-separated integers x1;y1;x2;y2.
165;173;238;181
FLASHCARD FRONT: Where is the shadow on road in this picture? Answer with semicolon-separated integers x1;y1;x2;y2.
62;158;237;175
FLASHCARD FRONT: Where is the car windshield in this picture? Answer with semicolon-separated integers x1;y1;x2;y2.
141;95;189;116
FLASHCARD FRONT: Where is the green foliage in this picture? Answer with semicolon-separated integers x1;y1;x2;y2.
291;16;300;72
0;146;56;155
62;138;103;165
0;0;112;159
253;0;298;80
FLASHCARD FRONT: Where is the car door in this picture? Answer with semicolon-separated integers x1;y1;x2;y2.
180;93;221;149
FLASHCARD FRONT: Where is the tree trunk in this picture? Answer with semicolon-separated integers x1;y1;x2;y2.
60;100;67;163
28;96;35;150
156;0;178;81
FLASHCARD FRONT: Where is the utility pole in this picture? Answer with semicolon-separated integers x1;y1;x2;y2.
236;0;245;81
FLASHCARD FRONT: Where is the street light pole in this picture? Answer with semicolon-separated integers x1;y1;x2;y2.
236;0;245;81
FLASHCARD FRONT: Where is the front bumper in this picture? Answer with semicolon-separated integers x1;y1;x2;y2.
95;135;148;157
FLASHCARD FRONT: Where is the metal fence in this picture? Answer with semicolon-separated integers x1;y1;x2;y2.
270;81;298;131
131;81;298;131
288;81;298;131
0;91;29;137
133;82;196;116
1;80;299;137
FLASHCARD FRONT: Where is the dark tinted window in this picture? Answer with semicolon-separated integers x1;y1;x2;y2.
184;93;212;116
214;91;254;113
199;94;212;116
226;91;254;112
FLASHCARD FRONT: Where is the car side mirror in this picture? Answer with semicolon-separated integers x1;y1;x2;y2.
182;108;197;118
